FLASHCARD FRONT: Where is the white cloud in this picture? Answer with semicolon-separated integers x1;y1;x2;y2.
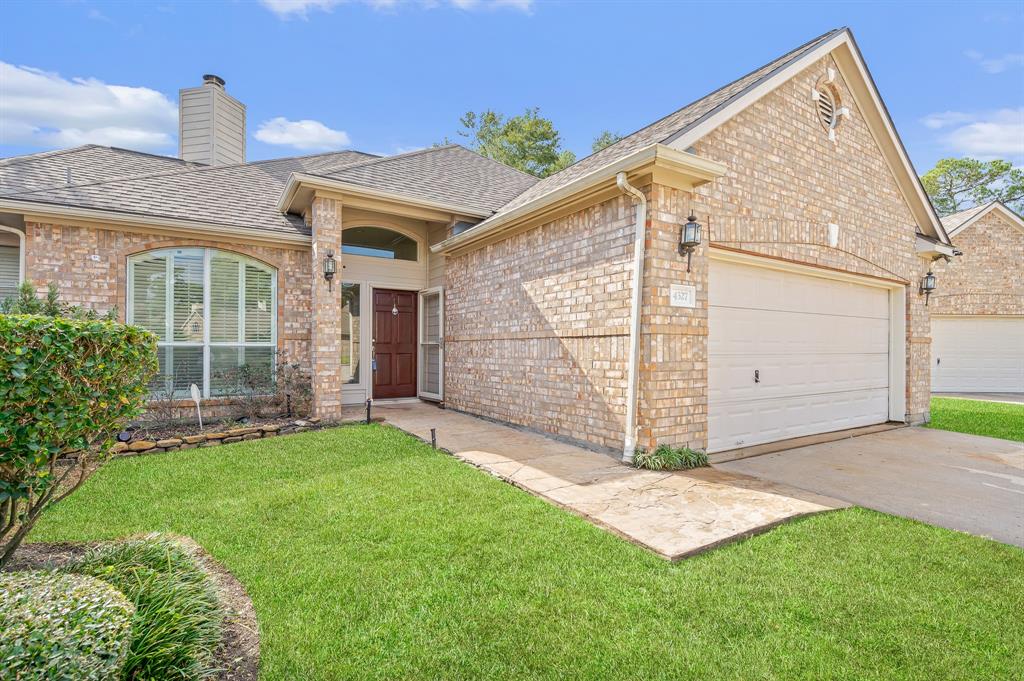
259;0;531;18
254;117;351;151
964;49;1024;74
0;62;177;151
922;108;1024;159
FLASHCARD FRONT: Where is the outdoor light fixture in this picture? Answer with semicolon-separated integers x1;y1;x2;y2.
679;213;702;272
323;249;337;291
920;270;936;305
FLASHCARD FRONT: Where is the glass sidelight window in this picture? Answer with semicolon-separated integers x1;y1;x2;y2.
340;282;361;384
418;288;443;401
127;248;277;397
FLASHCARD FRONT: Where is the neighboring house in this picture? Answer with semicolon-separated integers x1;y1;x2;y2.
0;27;954;459
928;202;1024;393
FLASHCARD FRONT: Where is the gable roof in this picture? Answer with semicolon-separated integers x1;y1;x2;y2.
451;27;948;252
0;145;199;196
309;144;537;215
942;201;1024;238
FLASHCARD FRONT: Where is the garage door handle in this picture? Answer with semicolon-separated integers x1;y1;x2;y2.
754;369;760;384
936;358;941;366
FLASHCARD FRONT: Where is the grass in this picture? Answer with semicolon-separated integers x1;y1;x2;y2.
928;397;1024;441
66;536;222;680
30;425;1024;680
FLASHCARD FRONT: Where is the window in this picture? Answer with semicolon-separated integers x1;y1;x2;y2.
340;283;360;384
342;226;417;261
127;248;277;397
0;227;24;301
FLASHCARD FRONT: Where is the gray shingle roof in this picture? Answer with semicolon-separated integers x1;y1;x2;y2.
1;149;376;237
314;145;537;214
0;145;198;195
491;28;845;217
940;202;992;234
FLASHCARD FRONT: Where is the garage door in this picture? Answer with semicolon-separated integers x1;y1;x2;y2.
708;259;891;452
931;317;1024;392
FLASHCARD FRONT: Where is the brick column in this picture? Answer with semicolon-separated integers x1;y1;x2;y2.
636;183;709;451
310;195;344;420
906;281;932;425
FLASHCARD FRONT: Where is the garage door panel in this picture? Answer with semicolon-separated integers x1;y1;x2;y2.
711;309;889;356
932;317;1024;392
710;260;890;318
709;259;891;453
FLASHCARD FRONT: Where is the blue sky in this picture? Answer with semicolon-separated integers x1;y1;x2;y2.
1;0;1022;174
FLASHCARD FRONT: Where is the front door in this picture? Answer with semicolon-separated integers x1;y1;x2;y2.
373;288;417;399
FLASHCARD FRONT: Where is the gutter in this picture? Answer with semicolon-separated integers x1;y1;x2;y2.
0;198;311;246
616;172;647;463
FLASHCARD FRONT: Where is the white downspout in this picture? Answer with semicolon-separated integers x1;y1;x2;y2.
616;172;646;463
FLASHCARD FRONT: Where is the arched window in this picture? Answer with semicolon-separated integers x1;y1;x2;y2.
127;248;277;398
342;226;418;261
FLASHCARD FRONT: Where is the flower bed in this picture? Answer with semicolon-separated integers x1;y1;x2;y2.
111;418;327;456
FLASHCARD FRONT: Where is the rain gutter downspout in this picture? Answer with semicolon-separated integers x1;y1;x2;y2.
616;172;646;463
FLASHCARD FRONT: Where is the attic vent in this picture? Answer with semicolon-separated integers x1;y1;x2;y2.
816;87;836;129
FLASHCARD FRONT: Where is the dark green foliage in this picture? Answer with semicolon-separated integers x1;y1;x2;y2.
458;108;576;177
1;281;117;320
66;535;222;681
632;443;709;471
0;314;158;566
0;570;134;680
921;158;1024;215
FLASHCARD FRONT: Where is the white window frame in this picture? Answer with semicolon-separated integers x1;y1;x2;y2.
126;247;278;398
0;225;25;294
417;286;444;401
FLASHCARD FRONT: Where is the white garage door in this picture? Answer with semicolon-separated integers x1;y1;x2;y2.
709;259;891;452
931;317;1024;392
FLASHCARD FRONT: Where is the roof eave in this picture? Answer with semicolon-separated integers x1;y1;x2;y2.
0;198;311;246
279;172;492;220
432;145;727;256
946;201;1024;238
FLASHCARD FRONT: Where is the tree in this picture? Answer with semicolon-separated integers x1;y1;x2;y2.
458;108;576;178
921;158;1024;215
0;286;157;567
592;130;623;153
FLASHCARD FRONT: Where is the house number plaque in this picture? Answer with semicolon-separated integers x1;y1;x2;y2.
669;284;696;308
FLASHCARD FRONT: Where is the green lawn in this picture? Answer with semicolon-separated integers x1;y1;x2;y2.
31;426;1024;680
928;397;1024;441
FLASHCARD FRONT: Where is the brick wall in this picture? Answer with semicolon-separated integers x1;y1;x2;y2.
309;196;345;419
24;221;312;363
929;210;1024;316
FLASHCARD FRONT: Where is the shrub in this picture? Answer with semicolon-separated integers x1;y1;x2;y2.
1;280;117;320
0;315;158;567
633;444;709;471
0;570;134;680
66;535;223;681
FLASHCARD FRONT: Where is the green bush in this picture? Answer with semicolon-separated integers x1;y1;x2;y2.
0;314;158;567
1;281;117;320
66;535;223;681
0;570;134;680
633;444;709;471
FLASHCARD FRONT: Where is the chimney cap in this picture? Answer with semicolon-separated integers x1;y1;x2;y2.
202;74;226;88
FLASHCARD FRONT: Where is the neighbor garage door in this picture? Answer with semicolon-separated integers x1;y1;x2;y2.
931;317;1024;392
708;259;891;452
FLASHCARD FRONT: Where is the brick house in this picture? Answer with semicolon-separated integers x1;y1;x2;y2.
927;201;1023;392
0;28;959;459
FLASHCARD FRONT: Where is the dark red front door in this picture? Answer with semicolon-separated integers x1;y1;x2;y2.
373;289;417;399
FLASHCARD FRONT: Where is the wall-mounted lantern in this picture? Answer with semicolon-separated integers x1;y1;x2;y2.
920;270;936;305
679;214;702;272
323;249;337;291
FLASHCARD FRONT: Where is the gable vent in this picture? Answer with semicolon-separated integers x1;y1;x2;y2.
816;87;836;129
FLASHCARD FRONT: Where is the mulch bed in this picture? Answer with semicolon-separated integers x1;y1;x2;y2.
4;537;259;681
131;416;296;442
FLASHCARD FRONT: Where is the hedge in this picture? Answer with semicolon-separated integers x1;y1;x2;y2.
0;570;134;680
0;314;158;566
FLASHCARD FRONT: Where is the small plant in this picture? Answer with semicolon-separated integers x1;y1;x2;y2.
632;444;709;471
0;314;158;567
66;535;223;681
1;280;117;320
0;570;135;680
275;351;312;418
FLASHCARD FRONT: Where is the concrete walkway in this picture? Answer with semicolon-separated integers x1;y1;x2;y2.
374;402;845;560
720;427;1024;546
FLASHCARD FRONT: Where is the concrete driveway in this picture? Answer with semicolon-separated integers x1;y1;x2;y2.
719;427;1024;547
